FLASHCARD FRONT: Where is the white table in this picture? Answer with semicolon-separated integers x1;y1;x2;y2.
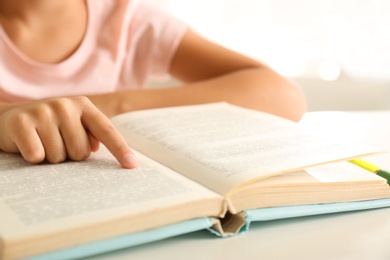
87;111;390;260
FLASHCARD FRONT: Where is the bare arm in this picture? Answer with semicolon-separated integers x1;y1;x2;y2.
89;29;307;122
0;29;306;167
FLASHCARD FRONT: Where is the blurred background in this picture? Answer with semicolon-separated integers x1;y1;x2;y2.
143;0;390;111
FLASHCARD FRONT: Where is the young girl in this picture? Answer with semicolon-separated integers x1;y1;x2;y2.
0;0;307;168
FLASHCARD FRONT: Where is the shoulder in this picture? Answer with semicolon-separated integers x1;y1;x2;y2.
128;1;187;38
121;1;188;78
93;0;187;46
90;0;189;86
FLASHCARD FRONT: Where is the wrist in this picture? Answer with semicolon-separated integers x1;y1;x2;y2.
88;92;134;117
117;90;137;115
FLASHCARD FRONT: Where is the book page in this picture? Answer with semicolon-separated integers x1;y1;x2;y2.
0;148;224;259
111;103;378;195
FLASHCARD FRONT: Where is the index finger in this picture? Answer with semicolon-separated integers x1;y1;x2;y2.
81;106;138;169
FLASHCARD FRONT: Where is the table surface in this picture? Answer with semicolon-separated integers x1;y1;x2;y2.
86;110;390;260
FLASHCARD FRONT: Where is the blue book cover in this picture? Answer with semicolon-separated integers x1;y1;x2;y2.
24;218;215;260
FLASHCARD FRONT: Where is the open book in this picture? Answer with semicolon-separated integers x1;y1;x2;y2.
2;102;390;260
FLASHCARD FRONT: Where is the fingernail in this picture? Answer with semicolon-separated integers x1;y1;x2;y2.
124;153;138;168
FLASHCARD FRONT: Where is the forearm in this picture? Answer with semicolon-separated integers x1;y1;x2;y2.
0;101;10;111
88;67;307;122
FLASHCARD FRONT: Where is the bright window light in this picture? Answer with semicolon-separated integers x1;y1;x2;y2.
318;60;342;81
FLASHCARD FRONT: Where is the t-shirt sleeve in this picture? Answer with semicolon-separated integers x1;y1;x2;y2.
124;2;187;87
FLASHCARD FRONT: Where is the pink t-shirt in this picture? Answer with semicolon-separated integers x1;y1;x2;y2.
0;0;187;102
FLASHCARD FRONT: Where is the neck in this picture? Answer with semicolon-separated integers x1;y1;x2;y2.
0;0;80;23
0;0;88;64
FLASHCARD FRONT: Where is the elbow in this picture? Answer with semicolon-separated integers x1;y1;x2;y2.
237;68;308;122
278;79;308;122
260;81;307;122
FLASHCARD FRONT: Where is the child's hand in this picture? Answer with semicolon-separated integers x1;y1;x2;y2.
0;96;138;168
